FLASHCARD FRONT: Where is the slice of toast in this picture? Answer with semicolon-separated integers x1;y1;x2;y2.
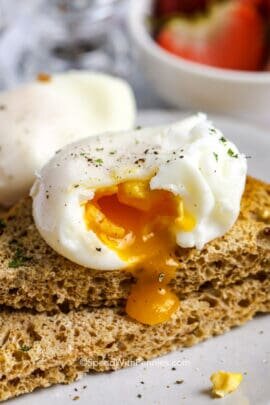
0;176;269;312
0;274;269;401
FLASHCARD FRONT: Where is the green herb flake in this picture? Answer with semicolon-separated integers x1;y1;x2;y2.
135;126;142;130
109;151;116;155
0;219;6;230
227;148;238;158
210;128;217;134
95;159;103;165
220;136;227;143
96;147;104;152
20;344;31;352
8;248;32;268
213;152;218;162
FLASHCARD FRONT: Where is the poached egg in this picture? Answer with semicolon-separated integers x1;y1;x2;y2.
31;114;247;324
0;71;136;207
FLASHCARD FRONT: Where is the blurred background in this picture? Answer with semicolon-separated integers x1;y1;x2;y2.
0;0;166;109
0;0;269;122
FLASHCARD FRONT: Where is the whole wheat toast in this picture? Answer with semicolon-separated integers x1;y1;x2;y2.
0;176;269;312
0;176;268;401
0;274;268;401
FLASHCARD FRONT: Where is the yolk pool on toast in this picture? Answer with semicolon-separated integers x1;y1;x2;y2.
84;179;196;325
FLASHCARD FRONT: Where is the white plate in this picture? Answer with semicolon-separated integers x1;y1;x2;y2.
8;111;270;405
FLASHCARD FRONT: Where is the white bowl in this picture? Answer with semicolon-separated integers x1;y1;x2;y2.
128;0;270;126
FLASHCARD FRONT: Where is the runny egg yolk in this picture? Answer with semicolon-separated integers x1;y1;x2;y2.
84;179;196;325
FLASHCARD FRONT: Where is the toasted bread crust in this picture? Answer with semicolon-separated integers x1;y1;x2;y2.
0;274;269;401
0;176;269;312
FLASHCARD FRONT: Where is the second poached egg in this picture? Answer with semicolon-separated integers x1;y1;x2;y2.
0;71;136;206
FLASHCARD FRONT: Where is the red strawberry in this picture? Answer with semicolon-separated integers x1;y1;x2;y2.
154;0;208;17
154;0;179;17
244;0;270;18
244;0;265;6
156;0;265;71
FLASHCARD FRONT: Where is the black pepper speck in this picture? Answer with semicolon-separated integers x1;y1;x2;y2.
134;158;145;165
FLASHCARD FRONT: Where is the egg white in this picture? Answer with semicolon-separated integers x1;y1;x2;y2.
31;114;247;270
0;71;136;206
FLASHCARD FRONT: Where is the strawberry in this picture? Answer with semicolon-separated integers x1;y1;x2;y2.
156;0;265;71
244;0;270;19
154;0;208;17
266;57;270;70
154;0;179;17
